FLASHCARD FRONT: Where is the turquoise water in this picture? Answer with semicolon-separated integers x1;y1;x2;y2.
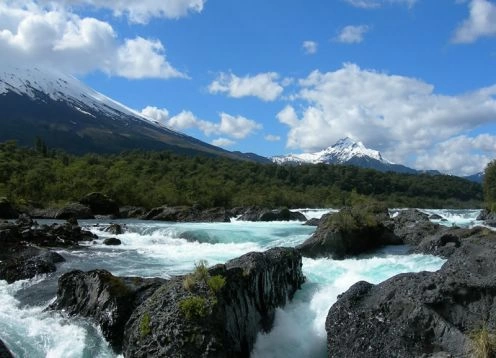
0;209;475;357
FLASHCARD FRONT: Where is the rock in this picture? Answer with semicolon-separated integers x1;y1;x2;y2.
27;207;59;219
55;203;94;220
238;207;307;222
476;209;496;221
103;237;122;246
326;233;496;358
144;205;231;223
304;217;321;226
122;247;304;357
0;247;65;284
429;213;444;220
297;205;400;259
386;209;443;246
179;230;219;244
50;269;165;352
0;339;13;358
104;223;123;235
0;197;18;219
119;206;146;219
79;192;120;216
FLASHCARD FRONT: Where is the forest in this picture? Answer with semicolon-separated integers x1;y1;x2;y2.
0;140;483;209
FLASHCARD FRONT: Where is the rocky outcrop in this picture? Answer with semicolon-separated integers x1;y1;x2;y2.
55;202;94;220
238;207;307;222
103;237;121;246
123;247;304;358
0;339;13;358
0;247;65;283
297;205;400;259
119;206;146;219
144;205;231;222
50;270;165;352
387;209;443;246
326;233;496;358
0;197;18;219
103;223;124;235
79;192;120;217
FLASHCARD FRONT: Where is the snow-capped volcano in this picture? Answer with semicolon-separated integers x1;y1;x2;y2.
272;138;416;174
0;65;266;161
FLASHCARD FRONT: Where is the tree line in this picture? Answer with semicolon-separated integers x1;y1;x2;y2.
0;140;483;209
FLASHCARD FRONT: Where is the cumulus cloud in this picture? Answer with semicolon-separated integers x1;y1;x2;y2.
163;111;262;139
344;0;417;8
0;1;187;79
335;25;370;43
51;0;205;23
140;106;169;124
212;137;235;147
265;134;281;142
302;40;318;54
278;63;496;175
452;0;496;43
208;72;284;101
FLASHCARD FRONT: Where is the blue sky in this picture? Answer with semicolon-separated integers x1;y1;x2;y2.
1;0;496;175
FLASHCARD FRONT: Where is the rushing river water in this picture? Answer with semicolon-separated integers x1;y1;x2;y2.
0;209;482;357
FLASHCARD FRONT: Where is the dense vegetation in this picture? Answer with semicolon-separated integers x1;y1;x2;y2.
0;141;482;209
484;160;496;212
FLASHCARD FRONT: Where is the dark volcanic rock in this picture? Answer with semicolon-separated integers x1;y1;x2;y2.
103;237;122;246
326;233;496;358
429;213;444;220
50;270;165;352
297;205;400;259
238;207;307;222
123;247;304;358
476;209;496;221
55;202;94;220
304;217;321;226
0;197;18;219
0;339;13;358
119;206;146;219
103;223;123;235
144;205;231;222
0;247;65;284
79;192;119;216
386;209;444;246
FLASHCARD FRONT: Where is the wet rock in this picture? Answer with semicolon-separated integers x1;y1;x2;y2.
123;247;304;358
80;192;120;217
55;202;94;220
326;233;496;358
103;237;122;246
0;339;13;358
50;270;165;352
297;205;400;259
0;197;18;219
119;206;146;219
304;217;321;226
238;207;307;222
429;213;444;220
179;230;219;244
476;209;496;221
386;209;443;246
144;205;231;223
103;223;123;235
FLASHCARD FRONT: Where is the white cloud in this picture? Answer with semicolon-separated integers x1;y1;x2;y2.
0;1;187;79
212;137;235;147
165;111;261;139
452;0;496;43
344;0;417;8
302;40;318;54
140;106;169;124
335;25;370;43
54;0;205;23
265;134;281;142
208;72;284;101
278;63;496;175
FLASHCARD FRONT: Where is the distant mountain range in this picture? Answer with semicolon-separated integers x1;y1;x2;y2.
272;137;483;183
0;65;267;162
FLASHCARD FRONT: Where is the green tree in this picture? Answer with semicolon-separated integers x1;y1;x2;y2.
484;160;496;212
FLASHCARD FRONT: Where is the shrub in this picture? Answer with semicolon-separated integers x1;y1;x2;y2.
193;259;209;283
140;312;151;337
179;296;208;320
183;274;196;291
207;275;226;294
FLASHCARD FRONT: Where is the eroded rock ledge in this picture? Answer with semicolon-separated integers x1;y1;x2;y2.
51;247;304;357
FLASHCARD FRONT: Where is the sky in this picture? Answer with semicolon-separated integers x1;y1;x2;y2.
1;0;496;175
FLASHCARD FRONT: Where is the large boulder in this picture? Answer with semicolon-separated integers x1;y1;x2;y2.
55;202;94;220
123;247;304;357
0;339;13;358
326;233;496;358
297;205;400;259
119;206;146;219
79;192;120;217
238;207;307;222
144;205;231;223
387;209;443;246
50;270;165;352
0;247;65;284
0;197;18;219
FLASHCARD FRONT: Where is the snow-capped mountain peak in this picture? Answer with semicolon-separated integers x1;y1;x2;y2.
272;137;392;165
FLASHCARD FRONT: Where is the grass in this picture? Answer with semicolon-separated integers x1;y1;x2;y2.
179;296;208;320
471;324;496;358
207;275;226;294
140;312;151;337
